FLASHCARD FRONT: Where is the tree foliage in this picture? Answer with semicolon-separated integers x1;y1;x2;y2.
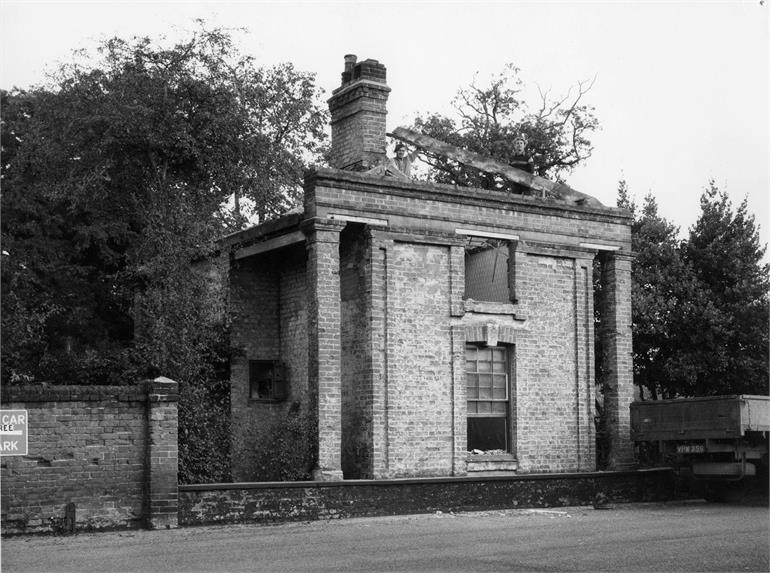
411;64;599;189
621;180;769;399
1;23;328;482
675;182;769;395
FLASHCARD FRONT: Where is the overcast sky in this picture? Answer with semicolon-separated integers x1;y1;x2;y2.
2;1;768;251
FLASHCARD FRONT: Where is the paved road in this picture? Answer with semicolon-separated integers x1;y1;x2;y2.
2;500;768;572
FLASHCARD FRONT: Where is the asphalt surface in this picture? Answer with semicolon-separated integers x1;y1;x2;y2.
2;499;768;572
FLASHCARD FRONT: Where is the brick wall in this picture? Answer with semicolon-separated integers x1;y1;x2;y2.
229;246;315;482
308;170;632;249
229;254;280;481
340;226;372;478
178;469;674;526
304;170;633;476
227;166;633;481
516;254;585;472
280;247;310;408
385;243;454;477
1;379;178;534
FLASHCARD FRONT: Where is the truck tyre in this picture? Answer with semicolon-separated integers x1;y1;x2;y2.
702;480;747;503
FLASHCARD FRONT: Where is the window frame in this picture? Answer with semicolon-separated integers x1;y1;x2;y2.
248;360;287;403
465;344;516;454
463;238;517;304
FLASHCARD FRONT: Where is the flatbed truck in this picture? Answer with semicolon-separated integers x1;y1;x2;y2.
630;395;769;501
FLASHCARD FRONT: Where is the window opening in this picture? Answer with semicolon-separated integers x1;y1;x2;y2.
466;345;511;452
464;238;516;303
249;360;287;402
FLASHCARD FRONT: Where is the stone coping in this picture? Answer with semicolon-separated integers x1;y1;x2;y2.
1;380;178;404
179;468;670;491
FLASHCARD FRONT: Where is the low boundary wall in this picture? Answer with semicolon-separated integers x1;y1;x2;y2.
179;468;674;526
1;379;178;534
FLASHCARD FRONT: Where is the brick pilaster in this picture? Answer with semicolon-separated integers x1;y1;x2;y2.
449;245;466;317
144;377;178;529
600;252;635;469
450;324;468;476
302;218;346;481
574;257;596;471
366;230;390;479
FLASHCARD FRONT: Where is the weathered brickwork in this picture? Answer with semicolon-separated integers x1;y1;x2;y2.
1;381;178;534
309;174;631;248
515;254;584;472
340;226;371;478
279;246;310;408
328;57;390;171
225;55;634;482
303;218;346;480
229;255;280;481
145;379;179;529
600;252;636;469
367;232;390;478
178;469;675;526
385;243;454;477
229;246;314;482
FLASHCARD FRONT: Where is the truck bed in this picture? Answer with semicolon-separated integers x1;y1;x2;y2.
631;395;770;442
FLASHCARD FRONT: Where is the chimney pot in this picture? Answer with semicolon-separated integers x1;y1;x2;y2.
341;54;357;84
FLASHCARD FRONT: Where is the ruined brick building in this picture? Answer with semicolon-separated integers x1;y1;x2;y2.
222;56;635;481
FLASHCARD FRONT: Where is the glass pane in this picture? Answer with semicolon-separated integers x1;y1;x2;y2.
492;374;507;388
479;374;492;387
478;361;492;372
492;388;507;399
467;387;478;399
493;361;506;372
467;402;477;414
467;373;478;387
492;402;507;414
250;378;272;400
492;347;506;361
479;387;491;399
467;417;508;451
478;348;492;361
466;347;477;361
477;402;491;413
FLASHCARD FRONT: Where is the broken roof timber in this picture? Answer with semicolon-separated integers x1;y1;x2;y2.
389;127;603;208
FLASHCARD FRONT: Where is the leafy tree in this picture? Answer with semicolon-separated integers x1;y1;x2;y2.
618;182;695;399
1;23;327;382
411;64;599;190
673;182;770;396
619;179;769;399
1;23;328;481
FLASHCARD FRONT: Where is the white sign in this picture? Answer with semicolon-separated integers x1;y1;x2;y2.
1;410;28;455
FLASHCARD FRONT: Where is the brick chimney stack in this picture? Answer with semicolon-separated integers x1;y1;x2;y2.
328;55;390;171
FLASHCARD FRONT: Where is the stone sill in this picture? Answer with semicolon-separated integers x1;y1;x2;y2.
467;454;517;462
463;300;519;315
467;454;519;473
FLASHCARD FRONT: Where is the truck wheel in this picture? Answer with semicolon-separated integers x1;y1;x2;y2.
702;480;747;503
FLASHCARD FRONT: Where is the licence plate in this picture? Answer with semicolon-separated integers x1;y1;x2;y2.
676;444;705;454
